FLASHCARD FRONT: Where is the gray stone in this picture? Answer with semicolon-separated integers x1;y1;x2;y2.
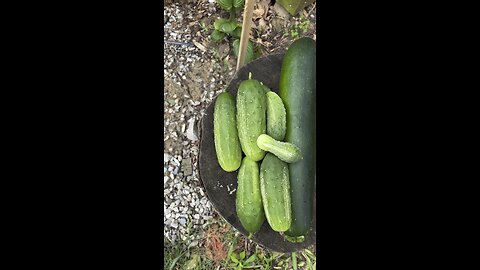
178;218;187;226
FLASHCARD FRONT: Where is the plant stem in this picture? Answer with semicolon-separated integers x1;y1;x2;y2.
229;8;235;20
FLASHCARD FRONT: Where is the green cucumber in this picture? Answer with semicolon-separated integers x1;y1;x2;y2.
279;37;316;239
265;91;287;141
260;153;291;232
236;79;267;161
260;82;271;93
236;156;265;234
257;134;301;163
214;92;242;172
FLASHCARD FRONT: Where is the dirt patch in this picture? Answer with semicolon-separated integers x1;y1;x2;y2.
164;77;185;98
165;59;217;102
184;60;215;101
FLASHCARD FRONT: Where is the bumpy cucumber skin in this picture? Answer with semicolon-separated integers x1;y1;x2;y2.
265;91;287;141
236;79;267;161
279;37;316;238
257;134;301;163
214;92;242;172
236;157;265;234
260;153;292;232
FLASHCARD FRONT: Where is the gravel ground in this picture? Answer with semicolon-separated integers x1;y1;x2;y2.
164;1;231;245
164;0;316;247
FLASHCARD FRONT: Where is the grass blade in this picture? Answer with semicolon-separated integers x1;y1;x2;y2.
227;244;234;260
302;252;312;270
292;252;297;270
169;252;185;270
244;254;256;265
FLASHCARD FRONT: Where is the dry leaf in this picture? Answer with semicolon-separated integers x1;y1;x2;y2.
259;0;270;20
192;40;206;52
258;18;267;31
253;5;265;20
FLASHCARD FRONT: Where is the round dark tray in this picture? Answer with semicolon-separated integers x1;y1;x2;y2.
198;54;316;252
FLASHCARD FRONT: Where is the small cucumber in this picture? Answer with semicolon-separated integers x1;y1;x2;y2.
236;156;265;234
214;92;242;172
260;153;291;232
260;82;271;93
236;79;267;161
265;91;286;141
257;134;302;163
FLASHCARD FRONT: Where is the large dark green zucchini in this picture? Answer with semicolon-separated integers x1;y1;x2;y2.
236;156;265;235
279;37;316;239
214;92;242;172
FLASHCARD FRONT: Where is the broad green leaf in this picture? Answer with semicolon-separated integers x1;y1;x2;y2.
235;265;242;270
221;21;237;34
232;39;254;64
231;26;242;39
214;18;229;30
233;0;244;8
239;251;246;260
211;30;226;42
232;39;239;55
216;0;234;11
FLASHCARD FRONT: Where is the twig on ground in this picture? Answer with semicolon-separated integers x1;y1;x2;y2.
164;40;195;47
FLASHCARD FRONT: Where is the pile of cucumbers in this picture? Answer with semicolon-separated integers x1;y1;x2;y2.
213;37;316;243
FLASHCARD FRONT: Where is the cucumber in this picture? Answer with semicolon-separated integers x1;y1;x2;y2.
260;82;271;93
214;92;242;172
260;153;291;232
257;134;301;163
236;79;267;161
279;37;316;239
236;156;265;234
265;91;286;141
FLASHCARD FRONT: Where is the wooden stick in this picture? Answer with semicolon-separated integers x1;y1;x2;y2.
236;0;255;71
